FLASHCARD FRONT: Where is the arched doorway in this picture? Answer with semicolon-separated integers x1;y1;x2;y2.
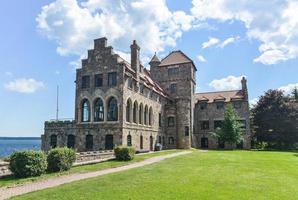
67;135;75;149
201;137;208;149
150;136;153;151
105;134;114;150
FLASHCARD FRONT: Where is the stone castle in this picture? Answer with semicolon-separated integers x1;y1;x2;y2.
41;37;251;152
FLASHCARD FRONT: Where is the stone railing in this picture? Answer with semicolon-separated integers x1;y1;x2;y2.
75;150;115;165
0;161;11;177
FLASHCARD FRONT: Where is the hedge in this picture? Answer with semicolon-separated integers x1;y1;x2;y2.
9;150;47;178
47;147;76;172
114;146;135;161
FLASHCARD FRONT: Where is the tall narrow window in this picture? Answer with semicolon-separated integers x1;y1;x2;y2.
85;134;93;151
139;103;143;124
168;117;175;127
94;74;103;87
140;135;143;149
127;135;132;146
82;99;90;122
159;113;162;127
168;137;174;145
133;101;138;123
67;135;75;149
128;77;133;89
50;135;57;148
185;126;189;136
149;107;153;125
144;105;148;125
126;99;132;122
108;72;117;86
107;97;118;121
81;75;90;89
94;98;104;122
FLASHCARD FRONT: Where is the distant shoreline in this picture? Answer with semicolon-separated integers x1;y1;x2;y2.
0;137;41;140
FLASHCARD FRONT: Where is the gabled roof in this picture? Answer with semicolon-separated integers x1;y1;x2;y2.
196;90;245;103
149;53;160;63
159;50;194;67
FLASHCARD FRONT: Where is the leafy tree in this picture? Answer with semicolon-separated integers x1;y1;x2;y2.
252;89;298;149
292;87;298;101
213;104;243;146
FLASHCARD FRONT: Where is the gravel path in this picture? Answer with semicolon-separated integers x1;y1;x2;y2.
0;151;191;200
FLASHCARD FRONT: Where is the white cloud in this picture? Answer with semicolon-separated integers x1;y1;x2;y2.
209;75;245;91
4;79;45;94
197;55;207;62
219;36;239;48
202;37;220;49
191;0;298;65
36;0;194;66
278;83;298;94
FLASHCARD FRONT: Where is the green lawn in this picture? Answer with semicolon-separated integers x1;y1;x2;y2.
0;149;181;188
11;150;298;200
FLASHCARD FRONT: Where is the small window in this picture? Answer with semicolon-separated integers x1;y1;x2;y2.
199;102;207;110
50;135;57;148
214;120;223;129
200;121;209;130
216;102;224;109
159;113;162;127
233;101;242;109
168;67;179;76
185;126;189;136
128;77;133;89
170;83;177;94
140;84;144;94
168;137;174;145
168;117;175;127
81;75;90;89
127;135;132;146
94;74;103;87
108;72;117;86
85;134;93;151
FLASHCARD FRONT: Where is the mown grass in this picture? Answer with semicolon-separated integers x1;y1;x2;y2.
12;150;298;200
0;149;181;188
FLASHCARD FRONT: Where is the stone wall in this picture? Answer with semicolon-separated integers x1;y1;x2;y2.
0;161;11;177
75;150;114;164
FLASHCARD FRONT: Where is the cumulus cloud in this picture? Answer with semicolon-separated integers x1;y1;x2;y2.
192;0;298;65
219;36;240;48
278;83;298;94
4;79;45;94
36;0;194;66
202;37;220;49
209;75;245;91
197;54;207;62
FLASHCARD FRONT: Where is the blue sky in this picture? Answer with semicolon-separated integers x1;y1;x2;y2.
0;0;297;137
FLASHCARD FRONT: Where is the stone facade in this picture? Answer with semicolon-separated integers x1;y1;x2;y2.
42;37;251;152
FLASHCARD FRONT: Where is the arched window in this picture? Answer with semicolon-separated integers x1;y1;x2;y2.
50;134;57;148
149;107;153;125
67;135;75;149
133;101;138;123
140;135;143;149
94;98;104;122
82;99;90;122
139;103;143;124
107;97;118;121
127;135;132;146
86;134;93;151
126;99;132;122
150;136;153;151
144;105;148;125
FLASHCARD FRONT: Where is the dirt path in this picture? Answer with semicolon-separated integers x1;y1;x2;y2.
0;151;191;200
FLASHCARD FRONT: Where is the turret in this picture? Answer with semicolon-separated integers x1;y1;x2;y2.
130;40;141;75
149;53;161;69
241;77;248;100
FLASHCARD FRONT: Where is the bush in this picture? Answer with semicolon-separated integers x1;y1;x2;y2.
47;147;76;172
9;150;47;178
114;146;135;161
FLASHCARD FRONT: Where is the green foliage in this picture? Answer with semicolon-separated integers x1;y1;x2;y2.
292;87;298;101
252;89;298;149
213;104;243;146
9;150;47;178
114;146;135;161
47;147;76;172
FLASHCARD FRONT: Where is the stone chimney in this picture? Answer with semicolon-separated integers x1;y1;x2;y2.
130;40;140;74
241;77;248;100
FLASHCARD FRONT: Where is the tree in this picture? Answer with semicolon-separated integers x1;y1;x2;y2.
292;87;298;101
252;89;298;149
213;104;243;147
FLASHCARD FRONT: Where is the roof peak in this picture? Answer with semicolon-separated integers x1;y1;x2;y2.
149;53;160;64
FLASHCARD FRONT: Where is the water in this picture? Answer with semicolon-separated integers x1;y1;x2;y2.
0;137;41;158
